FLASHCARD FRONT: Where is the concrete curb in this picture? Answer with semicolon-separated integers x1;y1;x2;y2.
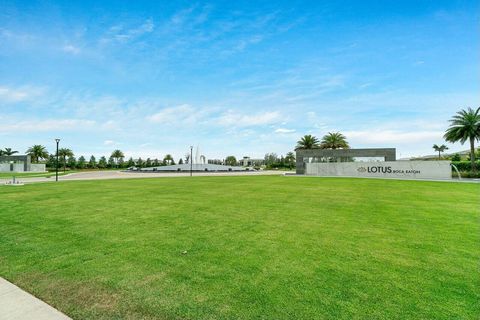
0;277;71;320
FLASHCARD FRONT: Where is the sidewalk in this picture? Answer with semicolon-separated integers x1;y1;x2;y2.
0;277;71;320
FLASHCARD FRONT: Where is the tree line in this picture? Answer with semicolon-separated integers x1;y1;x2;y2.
0;145;186;171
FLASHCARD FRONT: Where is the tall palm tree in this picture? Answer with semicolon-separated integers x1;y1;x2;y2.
295;135;320;150
110;149;125;168
3;148;19;156
432;144;448;160
25;145;49;163
444;107;480;172
58;148;74;172
320;132;349;149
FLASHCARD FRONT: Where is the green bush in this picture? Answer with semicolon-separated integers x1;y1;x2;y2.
451;161;480;172
450;154;462;161
457;171;480;178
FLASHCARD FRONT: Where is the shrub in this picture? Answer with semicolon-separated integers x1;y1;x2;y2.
451;161;480;172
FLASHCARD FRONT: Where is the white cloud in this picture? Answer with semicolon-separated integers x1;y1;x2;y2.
344;129;443;145
107;19;155;43
216;111;282;127
0;119;96;133
0;85;44;102
275;128;296;134
62;44;80;54
103;140;115;146
147;104;198;124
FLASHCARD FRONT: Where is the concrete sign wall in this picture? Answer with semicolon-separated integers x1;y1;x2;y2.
306;161;451;180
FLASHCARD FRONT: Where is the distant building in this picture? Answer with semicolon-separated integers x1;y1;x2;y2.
239;156;265;167
0;155;46;173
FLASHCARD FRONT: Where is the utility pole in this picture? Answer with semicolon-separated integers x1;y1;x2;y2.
190;146;193;177
55;138;60;182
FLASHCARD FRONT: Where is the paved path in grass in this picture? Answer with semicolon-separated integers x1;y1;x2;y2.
0;170;286;184
0;277;71;320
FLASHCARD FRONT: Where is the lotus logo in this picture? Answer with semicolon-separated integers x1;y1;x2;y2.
357;167;367;173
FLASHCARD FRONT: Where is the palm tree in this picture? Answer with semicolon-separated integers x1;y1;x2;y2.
444;107;480;172
285;152;296;169
110;149;125;168
58;148;74;172
26;145;49;163
3;148;19;156
0;149;4;156
295;135;320;149
163;154;174;165
432;144;448;160
320;132;349;149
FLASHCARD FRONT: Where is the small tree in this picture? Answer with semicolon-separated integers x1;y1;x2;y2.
58;148;74;172
67;156;77;169
145;158;152;167
110;150;125;168
285;152;296;169
88;155;97;169
296;135;320;150
107;156;115;168
126;157;135;168
98;156;107;169
320;132;349;149
264;153;278;167
77;156;86;169
26;145;49;163
179;158;184;165
225;156;237;166
3;148;19;156
163;154;174;165
46;154;56;169
432;144;449;159
444;107;480;172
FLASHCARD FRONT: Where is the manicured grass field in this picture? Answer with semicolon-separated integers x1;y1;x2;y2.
0;176;478;319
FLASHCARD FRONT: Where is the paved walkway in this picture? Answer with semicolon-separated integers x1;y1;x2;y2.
0;170;286;184
0;277;71;320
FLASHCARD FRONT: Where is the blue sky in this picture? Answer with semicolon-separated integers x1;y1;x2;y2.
1;0;479;160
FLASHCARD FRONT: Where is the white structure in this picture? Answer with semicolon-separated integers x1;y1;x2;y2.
0;155;46;173
305;161;451;180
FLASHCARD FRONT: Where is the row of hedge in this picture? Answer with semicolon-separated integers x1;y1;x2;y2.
451;161;480;172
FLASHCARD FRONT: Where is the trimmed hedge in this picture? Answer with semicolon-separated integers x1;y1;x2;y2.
451;161;480;172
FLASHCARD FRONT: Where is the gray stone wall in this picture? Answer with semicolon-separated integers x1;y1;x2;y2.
296;148;396;174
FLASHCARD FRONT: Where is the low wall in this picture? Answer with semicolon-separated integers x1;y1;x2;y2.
30;164;46;172
13;164;24;172
305;161;451;180
0;163;46;172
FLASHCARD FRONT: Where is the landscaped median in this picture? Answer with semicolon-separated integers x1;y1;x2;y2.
0;176;478;319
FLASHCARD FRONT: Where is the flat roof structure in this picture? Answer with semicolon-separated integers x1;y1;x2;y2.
130;163;250;172
0;155;31;172
295;148;396;174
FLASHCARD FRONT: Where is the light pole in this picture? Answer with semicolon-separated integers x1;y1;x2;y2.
190;146;193;177
55;138;60;182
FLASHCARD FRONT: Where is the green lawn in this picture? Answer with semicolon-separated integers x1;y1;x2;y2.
0;176;478;319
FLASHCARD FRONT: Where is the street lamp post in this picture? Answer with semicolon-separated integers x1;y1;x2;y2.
190;146;193;177
55;138;60;182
